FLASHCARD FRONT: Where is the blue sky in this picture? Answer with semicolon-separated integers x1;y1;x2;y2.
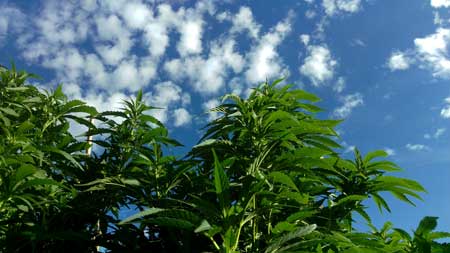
1;0;449;233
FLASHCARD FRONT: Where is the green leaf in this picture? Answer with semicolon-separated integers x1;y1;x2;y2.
194;219;212;233
119;208;165;225
0;107;19;117
290;90;321;102
145;217;195;230
212;149;230;214
415;216;438;236
270;171;299;192
66;105;98;115
371;193;391;213
376;176;426;192
15;164;37;182
334;195;367;207
265;224;317;253
43;147;84;171
363;150;388;164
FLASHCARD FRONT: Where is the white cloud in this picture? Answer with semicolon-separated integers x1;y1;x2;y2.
165;39;244;94
0;5;25;43
388;28;450;78
142;4;178;58
144;22;170;58
13;1;299;124
425;128;446;139
300;45;337;86
173;108;192;127
406;143;430;151
94;14;133;66
323;0;362;16
351;39;366;47
218;6;261;39
305;10;317;19
333;93;363;118
442;107;450;118
122;1;152;29
34;1;89;45
333;77;345;93
388;51;411;71
144;81;189;124
177;19;203;56
414;28;450;78
435;128;446;137
300;34;310;46
245;15;292;84
431;0;450;8
384;148;396;156
441;98;450;118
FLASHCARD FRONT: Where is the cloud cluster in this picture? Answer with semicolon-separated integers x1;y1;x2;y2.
9;1;296;128
387;28;450;78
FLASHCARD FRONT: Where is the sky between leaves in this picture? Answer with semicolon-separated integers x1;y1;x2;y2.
0;0;449;233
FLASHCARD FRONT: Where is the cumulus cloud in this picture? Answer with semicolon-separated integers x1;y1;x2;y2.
389;28;450;78
322;0;362;16
94;14;133;66
165;39;244;94
217;6;261;39
177;19;203;56
431;0;450;8
245;14;293;84
173;108;192;127
333;93;364;118
406;143;430;151
388;51;411;71
300;44;337;86
300;34;310;46
122;2;152;29
414;28;450;78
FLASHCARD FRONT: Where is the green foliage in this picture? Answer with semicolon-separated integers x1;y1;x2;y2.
0;67;448;252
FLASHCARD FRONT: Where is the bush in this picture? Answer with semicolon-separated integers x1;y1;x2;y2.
0;66;448;252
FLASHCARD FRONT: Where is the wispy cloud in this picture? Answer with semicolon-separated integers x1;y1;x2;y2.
424;128;446;139
406;143;430;151
333;93;364;118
